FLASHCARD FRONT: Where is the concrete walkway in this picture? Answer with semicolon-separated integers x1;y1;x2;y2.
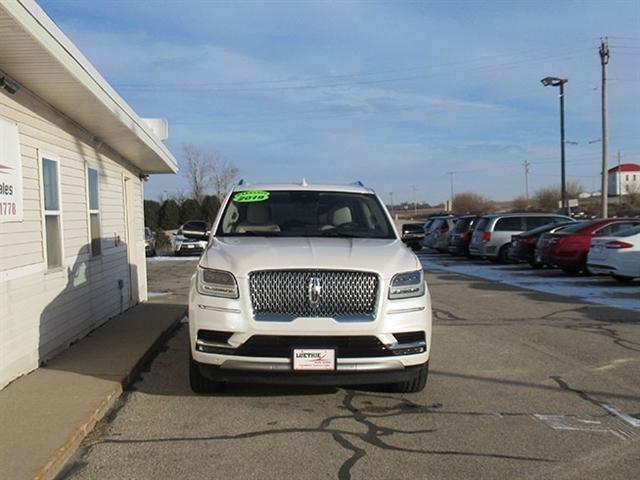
0;300;186;480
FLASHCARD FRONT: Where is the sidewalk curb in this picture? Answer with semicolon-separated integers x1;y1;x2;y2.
35;309;186;480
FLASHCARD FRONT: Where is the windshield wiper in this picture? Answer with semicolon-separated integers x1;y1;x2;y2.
318;230;367;238
222;231;283;237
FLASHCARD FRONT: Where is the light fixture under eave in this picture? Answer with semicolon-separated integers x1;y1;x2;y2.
0;76;20;94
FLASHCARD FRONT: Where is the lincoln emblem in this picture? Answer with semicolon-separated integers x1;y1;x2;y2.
308;276;322;306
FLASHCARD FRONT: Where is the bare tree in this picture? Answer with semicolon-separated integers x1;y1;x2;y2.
182;144;240;202
511;195;529;212
532;187;560;212
532;182;585;212
566;181;585;199
212;157;239;198
183;143;213;203
452;192;493;214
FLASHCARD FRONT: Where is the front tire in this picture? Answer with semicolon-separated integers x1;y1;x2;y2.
190;353;224;394
392;362;429;393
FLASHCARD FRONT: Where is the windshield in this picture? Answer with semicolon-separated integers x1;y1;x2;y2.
522;221;576;237
216;190;395;239
474;217;489;232
453;217;476;233
558;221;594;234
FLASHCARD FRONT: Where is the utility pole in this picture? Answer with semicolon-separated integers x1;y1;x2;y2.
447;172;455;212
523;160;531;207
410;185;417;215
600;37;610;218
389;192;394;211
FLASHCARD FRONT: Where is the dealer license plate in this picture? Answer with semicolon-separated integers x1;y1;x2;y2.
292;349;336;371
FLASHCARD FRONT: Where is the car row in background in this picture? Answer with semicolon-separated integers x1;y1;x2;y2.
406;212;640;283
144;227;156;257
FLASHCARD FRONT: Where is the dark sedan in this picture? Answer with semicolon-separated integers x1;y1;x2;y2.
510;221;576;267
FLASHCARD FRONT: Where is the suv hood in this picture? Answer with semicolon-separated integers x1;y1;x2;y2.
200;237;421;279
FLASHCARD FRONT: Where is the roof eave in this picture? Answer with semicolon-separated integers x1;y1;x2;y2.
0;0;178;174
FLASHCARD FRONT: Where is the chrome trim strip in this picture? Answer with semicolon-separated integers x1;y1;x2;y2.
386;306;425;315
253;313;375;322
196;339;234;349
220;359;404;372
388;340;426;351
198;304;241;314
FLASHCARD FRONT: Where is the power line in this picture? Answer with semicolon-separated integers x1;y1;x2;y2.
116;49;589;94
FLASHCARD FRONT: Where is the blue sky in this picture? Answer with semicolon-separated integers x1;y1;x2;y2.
40;0;640;204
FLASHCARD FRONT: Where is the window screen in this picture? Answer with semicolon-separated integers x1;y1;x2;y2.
42;157;62;269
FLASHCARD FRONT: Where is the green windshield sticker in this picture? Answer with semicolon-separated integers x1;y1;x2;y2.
233;191;270;203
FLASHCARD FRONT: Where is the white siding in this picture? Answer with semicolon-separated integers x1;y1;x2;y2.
0;85;147;389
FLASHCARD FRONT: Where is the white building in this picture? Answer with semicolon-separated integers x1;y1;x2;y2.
608;163;640;196
0;0;177;389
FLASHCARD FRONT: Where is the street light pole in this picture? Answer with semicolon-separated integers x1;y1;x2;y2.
559;81;567;215
541;76;569;215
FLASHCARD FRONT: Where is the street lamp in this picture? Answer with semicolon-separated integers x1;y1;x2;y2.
541;76;569;215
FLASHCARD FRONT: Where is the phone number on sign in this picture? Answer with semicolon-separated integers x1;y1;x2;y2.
0;202;17;215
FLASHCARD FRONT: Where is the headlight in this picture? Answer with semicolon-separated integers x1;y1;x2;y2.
197;267;239;299
388;270;425;299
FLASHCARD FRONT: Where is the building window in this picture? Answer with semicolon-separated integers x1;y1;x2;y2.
88;167;101;256
626;174;629;181
42;157;62;269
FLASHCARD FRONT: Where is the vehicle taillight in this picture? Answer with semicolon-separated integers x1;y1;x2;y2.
439;225;449;233
605;240;634;249
461;231;470;242
524;236;537;245
482;232;491;242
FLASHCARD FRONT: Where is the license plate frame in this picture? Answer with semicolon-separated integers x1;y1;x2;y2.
292;348;336;372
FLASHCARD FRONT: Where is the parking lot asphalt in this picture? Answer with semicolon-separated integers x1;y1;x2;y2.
61;255;640;480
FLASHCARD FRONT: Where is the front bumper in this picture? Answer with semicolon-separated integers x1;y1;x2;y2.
195;361;427;386
176;241;207;255
189;275;432;378
587;263;618;276
469;243;497;257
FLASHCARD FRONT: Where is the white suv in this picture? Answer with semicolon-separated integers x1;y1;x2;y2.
188;182;432;393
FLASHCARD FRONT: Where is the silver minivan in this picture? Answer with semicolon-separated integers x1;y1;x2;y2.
469;213;572;263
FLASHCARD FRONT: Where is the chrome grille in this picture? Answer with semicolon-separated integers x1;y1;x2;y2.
249;270;379;321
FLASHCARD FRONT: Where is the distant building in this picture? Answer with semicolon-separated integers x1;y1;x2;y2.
0;0;177;389
608;163;640;196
